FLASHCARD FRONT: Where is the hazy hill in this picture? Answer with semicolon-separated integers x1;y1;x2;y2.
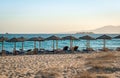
90;25;120;34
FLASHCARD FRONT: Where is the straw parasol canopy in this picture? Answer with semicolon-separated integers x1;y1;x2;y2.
62;36;78;49
96;34;112;49
79;35;95;49
79;35;95;40
18;36;27;42
62;36;78;40
45;35;61;40
38;37;44;41
0;36;8;51
96;34;112;39
45;35;61;50
114;35;120;39
27;37;40;49
6;37;22;52
17;37;27;51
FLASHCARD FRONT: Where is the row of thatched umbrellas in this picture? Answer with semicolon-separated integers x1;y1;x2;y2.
0;35;120;52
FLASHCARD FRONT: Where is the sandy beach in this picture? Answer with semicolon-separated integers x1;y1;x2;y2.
0;51;120;78
1;0;120;78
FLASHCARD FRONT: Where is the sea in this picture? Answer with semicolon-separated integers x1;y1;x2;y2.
0;34;120;52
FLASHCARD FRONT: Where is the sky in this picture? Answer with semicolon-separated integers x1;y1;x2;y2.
0;0;120;33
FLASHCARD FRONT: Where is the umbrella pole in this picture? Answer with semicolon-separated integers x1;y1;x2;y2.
72;40;73;47
15;42;16;51
88;40;90;48
72;40;74;51
70;40;72;49
13;42;16;54
22;42;24;51
86;40;89;49
103;39;106;49
2;41;4;51
39;41;41;50
69;40;71;48
53;40;55;51
70;39;73;51
34;41;36;49
72;40;73;51
56;40;58;49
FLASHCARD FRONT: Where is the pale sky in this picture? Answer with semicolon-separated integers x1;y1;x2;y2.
0;0;120;33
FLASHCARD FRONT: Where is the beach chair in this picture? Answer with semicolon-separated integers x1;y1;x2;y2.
18;49;25;54
1;50;6;56
27;49;32;52
13;50;19;55
38;48;45;54
33;48;38;54
63;46;69;53
1;50;11;55
82;48;94;53
69;46;79;53
54;49;65;54
98;48;112;52
116;47;120;51
26;49;32;55
46;50;54;54
63;46;69;51
74;46;79;51
4;50;12;55
104;48;109;51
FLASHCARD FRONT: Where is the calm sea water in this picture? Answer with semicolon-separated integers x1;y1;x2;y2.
0;34;120;52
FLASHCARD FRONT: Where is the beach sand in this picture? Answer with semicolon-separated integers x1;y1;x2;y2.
0;51;120;78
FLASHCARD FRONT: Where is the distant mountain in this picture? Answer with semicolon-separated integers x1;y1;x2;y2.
90;25;120;34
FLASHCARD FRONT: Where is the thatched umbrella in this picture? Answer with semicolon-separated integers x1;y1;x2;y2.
45;35;61;50
114;35;120;39
38;37;44;50
79;35;95;49
18;37;27;51
0;36;8;51
27;37;40;49
114;35;120;51
62;36;78;49
6;37;21;52
96;34;112;49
